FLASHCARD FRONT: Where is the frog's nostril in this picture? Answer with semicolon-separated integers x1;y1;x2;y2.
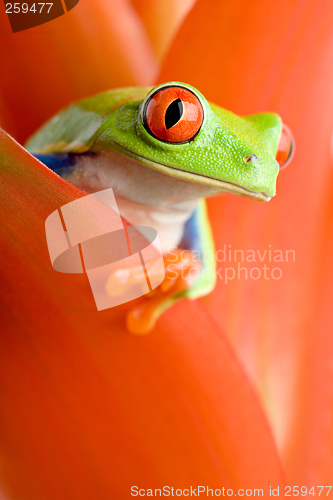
243;154;258;164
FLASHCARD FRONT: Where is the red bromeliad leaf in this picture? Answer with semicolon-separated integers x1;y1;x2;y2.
159;0;333;487
131;0;196;60
0;0;158;144
0;129;285;498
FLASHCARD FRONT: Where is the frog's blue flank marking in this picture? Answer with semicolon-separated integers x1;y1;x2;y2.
179;205;202;257
34;153;78;176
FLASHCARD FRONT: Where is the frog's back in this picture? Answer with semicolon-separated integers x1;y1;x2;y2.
25;87;151;154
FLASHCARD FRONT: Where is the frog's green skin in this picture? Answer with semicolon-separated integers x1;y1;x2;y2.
26;82;282;324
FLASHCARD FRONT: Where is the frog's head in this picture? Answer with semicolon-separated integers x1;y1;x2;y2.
100;82;294;201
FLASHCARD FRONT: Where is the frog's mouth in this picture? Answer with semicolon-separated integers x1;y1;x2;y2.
112;142;274;202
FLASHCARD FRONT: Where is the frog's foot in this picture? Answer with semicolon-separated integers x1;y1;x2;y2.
126;249;201;335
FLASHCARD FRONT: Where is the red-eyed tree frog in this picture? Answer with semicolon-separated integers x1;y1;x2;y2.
25;82;294;334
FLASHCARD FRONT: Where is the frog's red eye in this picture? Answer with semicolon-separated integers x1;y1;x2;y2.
141;85;204;144
276;124;295;169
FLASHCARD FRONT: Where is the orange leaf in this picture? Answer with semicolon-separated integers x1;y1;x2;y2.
131;0;196;60
159;0;333;486
0;0;158;143
0;129;285;497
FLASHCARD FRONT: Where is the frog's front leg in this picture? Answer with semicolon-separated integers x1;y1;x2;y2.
126;199;216;334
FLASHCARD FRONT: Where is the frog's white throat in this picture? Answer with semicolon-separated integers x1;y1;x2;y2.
59;150;218;252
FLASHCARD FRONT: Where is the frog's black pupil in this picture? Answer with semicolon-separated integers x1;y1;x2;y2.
165;99;183;130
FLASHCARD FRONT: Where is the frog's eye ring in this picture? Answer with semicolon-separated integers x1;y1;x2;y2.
276;124;295;170
141;85;204;144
